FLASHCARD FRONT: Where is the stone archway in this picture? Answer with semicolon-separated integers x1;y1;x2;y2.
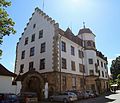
21;71;44;100
48;86;54;97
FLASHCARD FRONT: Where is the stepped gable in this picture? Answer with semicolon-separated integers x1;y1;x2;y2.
35;7;56;24
19;7;57;40
0;64;16;77
59;28;83;46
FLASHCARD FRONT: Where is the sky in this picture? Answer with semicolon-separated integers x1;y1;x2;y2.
0;0;120;74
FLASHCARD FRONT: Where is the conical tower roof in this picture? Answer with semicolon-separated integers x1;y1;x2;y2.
78;28;93;34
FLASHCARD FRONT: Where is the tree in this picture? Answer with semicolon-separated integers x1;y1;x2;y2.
110;56;120;80
117;74;120;86
0;0;16;56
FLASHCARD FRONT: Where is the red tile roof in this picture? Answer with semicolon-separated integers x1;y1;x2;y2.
59;28;83;47
0;64;16;77
96;51;107;61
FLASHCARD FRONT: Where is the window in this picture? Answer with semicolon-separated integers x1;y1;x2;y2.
29;62;34;70
89;58;93;64
40;42;46;53
89;70;94;75
95;63;98;72
71;46;75;56
71;61;76;71
30;47;35;56
62;58;67;69
20;64;24;73
39;30;43;39
95;67;98;73
31;34;35;42
40;58;45;70
104;63;107;69
102;71;104;77
21;50;25;59
24;37;28;45
87;41;92;46
98;70;100;76
105;72;108;78
33;24;36;29
79;64;85;73
93;42;95;47
101;61;103;67
62;76;66;91
72;76;76;89
97;60;99;66
80;78;83;88
61;41;66;52
78;50;84;58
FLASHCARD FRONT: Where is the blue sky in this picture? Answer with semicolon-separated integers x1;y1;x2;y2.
0;0;120;74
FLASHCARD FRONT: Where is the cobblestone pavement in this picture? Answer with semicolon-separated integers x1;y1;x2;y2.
39;90;120;103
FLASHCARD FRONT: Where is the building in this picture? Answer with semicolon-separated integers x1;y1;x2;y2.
15;7;109;99
0;64;16;93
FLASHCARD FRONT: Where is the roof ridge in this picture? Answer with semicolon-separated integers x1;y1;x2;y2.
35;7;56;25
0;64;16;77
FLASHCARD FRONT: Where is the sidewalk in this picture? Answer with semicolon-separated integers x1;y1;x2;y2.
37;90;120;103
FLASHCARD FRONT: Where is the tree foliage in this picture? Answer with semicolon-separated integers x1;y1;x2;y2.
0;0;16;56
117;74;120;85
110;56;120;80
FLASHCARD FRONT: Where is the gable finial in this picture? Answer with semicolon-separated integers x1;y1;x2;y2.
83;22;85;28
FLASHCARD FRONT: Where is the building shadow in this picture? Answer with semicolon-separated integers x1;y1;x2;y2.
105;91;118;96
104;91;116;103
105;91;112;96
105;97;115;103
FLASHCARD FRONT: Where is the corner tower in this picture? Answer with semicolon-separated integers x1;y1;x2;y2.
78;27;98;91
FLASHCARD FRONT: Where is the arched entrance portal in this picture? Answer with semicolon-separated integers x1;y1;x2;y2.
21;71;44;100
27;76;40;92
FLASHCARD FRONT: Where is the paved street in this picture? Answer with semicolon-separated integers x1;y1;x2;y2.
105;90;120;103
75;90;120;103
40;90;120;103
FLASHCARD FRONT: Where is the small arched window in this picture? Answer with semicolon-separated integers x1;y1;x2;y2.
87;41;92;46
